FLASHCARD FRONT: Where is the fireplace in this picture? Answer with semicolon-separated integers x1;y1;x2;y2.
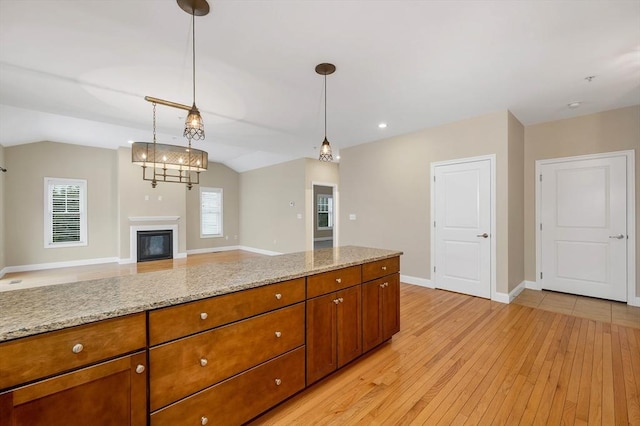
137;230;173;262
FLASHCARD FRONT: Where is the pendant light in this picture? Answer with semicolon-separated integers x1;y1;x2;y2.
316;63;336;162
179;0;208;141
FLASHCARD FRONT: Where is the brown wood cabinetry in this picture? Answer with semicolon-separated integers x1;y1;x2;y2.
362;273;400;352
306;266;363;385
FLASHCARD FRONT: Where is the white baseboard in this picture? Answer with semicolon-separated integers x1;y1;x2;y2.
186;245;241;255
492;280;527;304
0;267;6;279
400;274;434;288
525;280;541;290
3;257;120;273
628;296;640;307
238;246;282;256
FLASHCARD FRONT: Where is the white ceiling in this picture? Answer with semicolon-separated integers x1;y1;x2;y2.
0;0;638;172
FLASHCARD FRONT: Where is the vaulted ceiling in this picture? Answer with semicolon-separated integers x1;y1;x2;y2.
0;1;638;172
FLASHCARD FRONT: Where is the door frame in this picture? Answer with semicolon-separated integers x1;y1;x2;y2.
430;154;497;300
535;150;637;305
309;182;338;251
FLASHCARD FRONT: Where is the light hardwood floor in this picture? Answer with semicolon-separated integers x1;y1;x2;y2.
2;251;639;424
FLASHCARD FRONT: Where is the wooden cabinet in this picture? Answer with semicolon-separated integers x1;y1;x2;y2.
362;273;400;352
306;268;362;385
0;320;146;426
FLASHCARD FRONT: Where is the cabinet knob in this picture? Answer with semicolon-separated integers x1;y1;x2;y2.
200;358;208;367
72;343;84;354
275;293;282;300
383;282;388;288
379;283;385;288
333;299;340;304
200;312;208;320
135;364;145;374
201;416;208;425
338;297;344;303
275;331;282;338
336;278;342;283
382;266;387;271
275;378;282;386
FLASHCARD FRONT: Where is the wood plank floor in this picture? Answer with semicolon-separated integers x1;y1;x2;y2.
251;284;640;425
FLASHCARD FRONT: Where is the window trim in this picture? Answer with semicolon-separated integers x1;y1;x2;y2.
316;193;333;231
44;177;88;248
200;186;223;238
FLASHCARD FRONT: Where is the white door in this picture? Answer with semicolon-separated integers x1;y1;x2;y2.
434;159;492;298
540;156;627;301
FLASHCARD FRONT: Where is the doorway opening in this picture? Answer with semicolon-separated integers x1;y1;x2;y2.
312;184;336;250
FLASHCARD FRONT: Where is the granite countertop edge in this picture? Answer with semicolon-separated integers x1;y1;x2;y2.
0;247;403;342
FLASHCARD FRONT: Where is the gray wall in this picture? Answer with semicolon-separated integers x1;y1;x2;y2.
0;144;5;271
5;142;118;266
524;105;640;296
186;162;240;251
339;110;522;295
508;112;525;292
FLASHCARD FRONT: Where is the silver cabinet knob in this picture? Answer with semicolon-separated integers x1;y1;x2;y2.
201;416;208;425
333;299;339;304
135;364;145;374
275;331;282;338
275;293;282;300
338;297;344;303
382;266;387;271
72;343;84;354
609;234;625;239
275;378;282;386
336;278;342;283
200;358;208;367
380;283;385;288
476;233;489;238
200;312;208;320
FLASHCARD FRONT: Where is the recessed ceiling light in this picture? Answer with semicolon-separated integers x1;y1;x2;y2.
378;123;387;129
336;155;341;160
127;140;134;144
568;102;581;109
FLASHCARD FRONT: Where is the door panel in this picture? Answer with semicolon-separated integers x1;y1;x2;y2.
434;159;492;299
540;155;627;301
336;286;362;368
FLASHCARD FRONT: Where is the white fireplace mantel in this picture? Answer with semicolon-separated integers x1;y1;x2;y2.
128;216;180;222
122;223;184;264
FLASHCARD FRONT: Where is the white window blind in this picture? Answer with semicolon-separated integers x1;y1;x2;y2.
44;178;87;247
317;194;333;230
200;187;223;237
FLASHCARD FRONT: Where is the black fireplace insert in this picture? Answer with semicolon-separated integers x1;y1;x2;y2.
137;230;173;262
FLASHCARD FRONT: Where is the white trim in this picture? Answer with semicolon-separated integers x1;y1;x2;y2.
430;154;497;300
535;150;636;305
400;274;433;288
524;280;540;290
186;245;242;255
126;224;180;264
1;257;119;274
44;177;88;248
237;246;282;256
310;182;338;251
0;267;6;279
500;280;527;304
128;216;180;222
200;187;223;238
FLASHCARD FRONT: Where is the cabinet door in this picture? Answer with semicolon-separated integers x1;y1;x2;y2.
362;280;383;353
0;352;146;426
336;285;362;367
382;274;401;340
306;293;337;385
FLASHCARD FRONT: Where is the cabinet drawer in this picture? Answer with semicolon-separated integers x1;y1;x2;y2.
307;265;361;298
0;313;146;391
149;278;305;345
362;256;400;282
151;347;305;426
149;302;305;411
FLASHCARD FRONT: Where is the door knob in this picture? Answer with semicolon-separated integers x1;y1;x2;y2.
609;234;624;239
476;233;489;238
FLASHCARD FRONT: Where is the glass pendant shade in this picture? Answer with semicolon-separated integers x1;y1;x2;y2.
319;137;333;162
184;104;205;140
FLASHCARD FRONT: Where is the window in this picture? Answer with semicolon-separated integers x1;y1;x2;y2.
200;187;223;237
317;194;333;230
44;178;87;248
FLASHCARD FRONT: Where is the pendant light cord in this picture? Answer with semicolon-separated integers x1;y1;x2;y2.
324;74;327;138
192;11;196;105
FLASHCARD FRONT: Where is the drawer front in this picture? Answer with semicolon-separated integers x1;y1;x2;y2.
0;313;146;391
362;256;400;282
150;347;306;426
148;278;305;345
149;302;305;411
307;265;361;298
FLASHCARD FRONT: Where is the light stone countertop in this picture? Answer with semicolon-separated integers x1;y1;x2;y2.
0;246;402;342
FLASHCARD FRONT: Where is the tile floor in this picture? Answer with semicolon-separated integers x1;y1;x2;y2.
512;288;640;329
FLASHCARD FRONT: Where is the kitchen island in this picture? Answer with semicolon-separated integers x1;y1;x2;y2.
0;246;402;425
